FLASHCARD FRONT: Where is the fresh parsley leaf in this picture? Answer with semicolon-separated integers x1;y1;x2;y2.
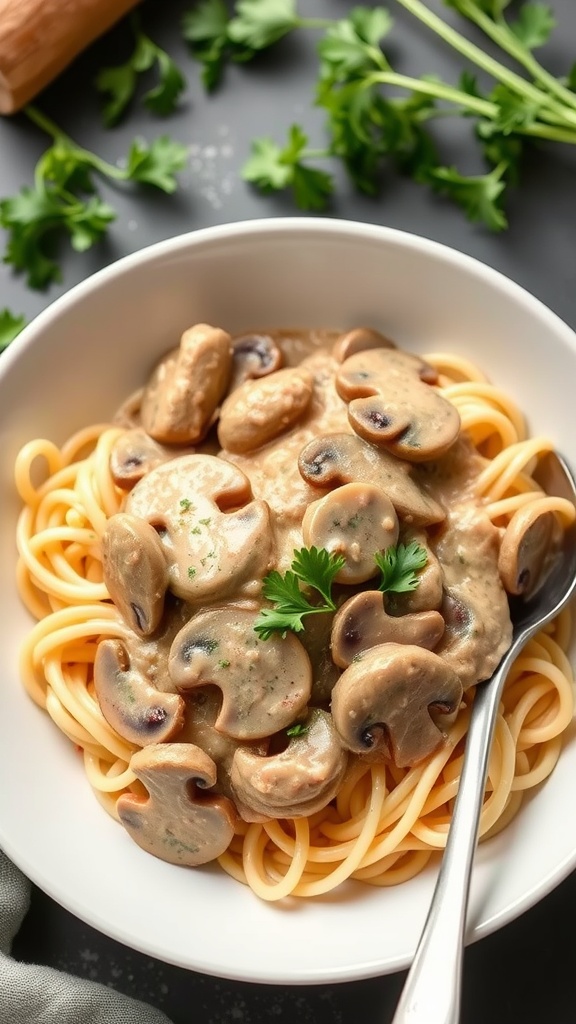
376;542;428;594
182;0;231;90
242;125;334;210
487;84;540;135
427;163;508;231
96;19;186;125
125;136;189;193
318;6;392;82
286;722;309;737
568;63;576;92
0;309;26;352
227;0;299;52
508;2;555;51
1;107;188;289
254;546;345;639
291;546;345;606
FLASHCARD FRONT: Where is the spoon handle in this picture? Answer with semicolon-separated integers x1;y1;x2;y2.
391;667;506;1024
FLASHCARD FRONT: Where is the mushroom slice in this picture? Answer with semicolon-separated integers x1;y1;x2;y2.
498;505;559;596
125;454;273;603
229;333;283;390
302;483;399;585
298;433;445;528
331;643;462;768
101;513;168;636
230;709;348;820
336;349;460;462
94;639;185;746
168;607;312;741
141;323;232;444
117;743;237;867
218;367;313;454
333;326;395;363
331;591;445;669
110;428;192;491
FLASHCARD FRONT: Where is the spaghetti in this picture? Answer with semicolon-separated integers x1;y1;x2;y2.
15;345;575;901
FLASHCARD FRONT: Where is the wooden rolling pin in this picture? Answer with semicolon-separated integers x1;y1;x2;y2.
0;0;142;114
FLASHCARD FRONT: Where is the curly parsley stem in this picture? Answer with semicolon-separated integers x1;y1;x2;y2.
393;0;576;129
453;0;576;115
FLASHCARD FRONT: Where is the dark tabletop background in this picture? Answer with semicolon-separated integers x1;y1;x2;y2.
2;1;576;1021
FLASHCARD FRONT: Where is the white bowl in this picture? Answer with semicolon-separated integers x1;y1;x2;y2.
1;218;576;984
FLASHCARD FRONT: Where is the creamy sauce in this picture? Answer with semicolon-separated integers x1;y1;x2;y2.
97;324;531;862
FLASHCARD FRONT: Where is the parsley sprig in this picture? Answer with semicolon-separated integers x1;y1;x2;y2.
0;309;26;352
255;542;428;639
184;0;576;229
375;541;428;594
182;0;330;90
254;546;345;640
96;15;187;126
0;106;188;289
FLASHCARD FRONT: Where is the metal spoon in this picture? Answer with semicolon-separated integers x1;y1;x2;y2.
391;451;576;1024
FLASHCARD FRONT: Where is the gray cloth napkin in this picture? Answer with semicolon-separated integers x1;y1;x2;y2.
0;850;174;1024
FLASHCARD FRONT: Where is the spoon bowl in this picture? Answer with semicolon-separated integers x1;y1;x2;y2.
392;451;576;1024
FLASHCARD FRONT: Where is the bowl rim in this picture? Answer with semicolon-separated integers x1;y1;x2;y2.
2;217;575;379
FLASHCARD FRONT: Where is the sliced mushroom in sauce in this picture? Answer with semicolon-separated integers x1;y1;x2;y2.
125;454;274;603
230;709;348;820
229;333;283;390
331;590;445;669
117;743;237;866
101;513;168;636
330;643;463;768
94;639;185;746
141;323;232;444
302;482;399;585
298;433;445;528
498;505;560;596
218;367;314;454
336;348;460;461
168;607;313;740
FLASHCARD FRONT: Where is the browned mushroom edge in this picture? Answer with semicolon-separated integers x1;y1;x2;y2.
336;348;461;462
94;639;185;746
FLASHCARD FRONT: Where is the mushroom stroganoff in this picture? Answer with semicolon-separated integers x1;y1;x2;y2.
16;324;575;901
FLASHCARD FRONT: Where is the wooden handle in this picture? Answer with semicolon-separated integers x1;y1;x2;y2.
0;0;142;114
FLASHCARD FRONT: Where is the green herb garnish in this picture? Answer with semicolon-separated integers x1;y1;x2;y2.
96;15;187;125
254;546;345;640
286;722;309;737
0;106;188;289
185;0;576;229
375;541;428;593
0;309;26;352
